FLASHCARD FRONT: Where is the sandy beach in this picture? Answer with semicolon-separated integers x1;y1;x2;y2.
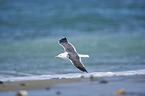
0;75;145;96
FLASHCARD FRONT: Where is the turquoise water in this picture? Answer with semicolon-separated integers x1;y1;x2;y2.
0;0;145;81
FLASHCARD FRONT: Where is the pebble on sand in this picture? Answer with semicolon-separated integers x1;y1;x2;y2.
90;75;96;81
16;90;28;96
80;75;85;78
20;83;26;86
99;80;108;84
56;91;61;95
114;88;126;95
0;81;4;85
46;87;51;90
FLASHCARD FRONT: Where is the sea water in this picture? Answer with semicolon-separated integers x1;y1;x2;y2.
0;0;145;81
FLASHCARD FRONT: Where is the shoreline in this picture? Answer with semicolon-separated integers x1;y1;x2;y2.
0;75;145;96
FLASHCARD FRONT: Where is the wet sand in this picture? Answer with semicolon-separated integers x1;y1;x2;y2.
0;78;80;91
0;75;145;96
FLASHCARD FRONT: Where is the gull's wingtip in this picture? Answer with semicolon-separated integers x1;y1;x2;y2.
76;66;88;73
59;37;68;43
85;70;88;73
84;68;88;73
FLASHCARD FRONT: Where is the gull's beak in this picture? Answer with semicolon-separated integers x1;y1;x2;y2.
55;56;59;58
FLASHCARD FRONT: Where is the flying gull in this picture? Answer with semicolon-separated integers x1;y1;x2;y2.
55;37;89;73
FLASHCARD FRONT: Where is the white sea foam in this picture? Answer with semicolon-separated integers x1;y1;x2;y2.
1;69;145;81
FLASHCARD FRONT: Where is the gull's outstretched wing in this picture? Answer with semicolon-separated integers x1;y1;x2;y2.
59;37;77;53
69;54;88;73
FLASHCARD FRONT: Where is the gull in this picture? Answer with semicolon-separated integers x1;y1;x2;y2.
55;37;89;73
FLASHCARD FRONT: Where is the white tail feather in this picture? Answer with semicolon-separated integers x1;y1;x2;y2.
78;54;89;58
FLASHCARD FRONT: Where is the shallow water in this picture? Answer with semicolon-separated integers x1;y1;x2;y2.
0;0;145;81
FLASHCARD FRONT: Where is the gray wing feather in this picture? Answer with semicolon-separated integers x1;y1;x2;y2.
69;56;88;73
59;37;77;52
60;42;76;52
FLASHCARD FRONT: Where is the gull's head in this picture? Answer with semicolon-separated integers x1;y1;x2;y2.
55;53;68;60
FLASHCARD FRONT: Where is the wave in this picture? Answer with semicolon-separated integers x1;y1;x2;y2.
1;69;145;82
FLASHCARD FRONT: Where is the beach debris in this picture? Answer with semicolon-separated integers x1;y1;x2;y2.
113;74;117;77
80;75;85;78
114;88;126;95
56;91;61;95
99;80;108;84
20;83;26;86
52;77;59;79
46;87;51;90
16;90;28;96
0;81;4;85
90;75;96;81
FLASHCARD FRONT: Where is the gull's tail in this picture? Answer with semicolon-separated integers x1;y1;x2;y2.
78;54;89;58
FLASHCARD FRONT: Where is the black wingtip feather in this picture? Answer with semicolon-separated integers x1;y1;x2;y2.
59;37;67;43
84;69;88;73
85;70;88;73
76;66;88;73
